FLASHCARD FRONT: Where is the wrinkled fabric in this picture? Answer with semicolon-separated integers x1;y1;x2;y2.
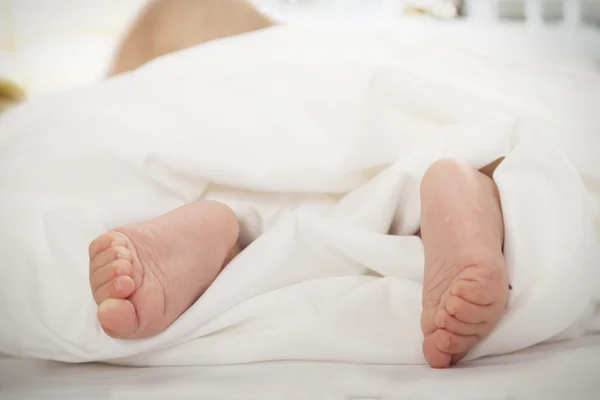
0;26;598;366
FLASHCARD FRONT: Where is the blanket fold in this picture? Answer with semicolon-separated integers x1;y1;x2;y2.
0;26;598;366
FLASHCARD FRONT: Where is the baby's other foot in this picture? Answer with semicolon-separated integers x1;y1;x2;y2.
419;158;509;368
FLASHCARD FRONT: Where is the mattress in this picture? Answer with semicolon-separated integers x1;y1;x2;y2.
2;334;600;399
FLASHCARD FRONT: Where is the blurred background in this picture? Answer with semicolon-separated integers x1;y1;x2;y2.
0;0;599;97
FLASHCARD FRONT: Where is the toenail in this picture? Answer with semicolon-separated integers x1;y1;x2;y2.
451;283;462;296
116;248;131;261
442;336;451;349
115;264;128;276
110;237;126;248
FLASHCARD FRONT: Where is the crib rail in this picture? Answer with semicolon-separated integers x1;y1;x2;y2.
275;0;599;31
461;0;598;29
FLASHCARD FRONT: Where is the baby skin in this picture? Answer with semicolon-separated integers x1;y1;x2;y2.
88;158;508;367
419;158;509;368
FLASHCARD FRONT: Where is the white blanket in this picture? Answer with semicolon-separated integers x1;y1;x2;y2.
0;26;599;366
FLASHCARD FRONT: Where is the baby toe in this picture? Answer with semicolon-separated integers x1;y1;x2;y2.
423;333;452;369
451;279;497;306
88;235;112;259
90;259;134;292
93;275;136;305
433;329;478;355
89;233;127;259
90;246;132;273
435;308;486;337
97;298;139;338
445;295;490;324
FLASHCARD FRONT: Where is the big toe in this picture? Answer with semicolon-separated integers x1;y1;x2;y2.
424;329;479;368
97;298;139;338
423;333;451;369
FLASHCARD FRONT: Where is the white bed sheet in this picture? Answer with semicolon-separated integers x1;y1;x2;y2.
2;334;600;399
1;2;600;399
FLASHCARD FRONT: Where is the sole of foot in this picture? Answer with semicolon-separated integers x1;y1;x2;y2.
88;200;240;339
419;158;509;368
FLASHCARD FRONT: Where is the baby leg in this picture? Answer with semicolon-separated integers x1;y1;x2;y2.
108;0;275;75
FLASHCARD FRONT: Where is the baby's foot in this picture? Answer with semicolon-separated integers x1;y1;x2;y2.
88;200;240;339
419;158;509;368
